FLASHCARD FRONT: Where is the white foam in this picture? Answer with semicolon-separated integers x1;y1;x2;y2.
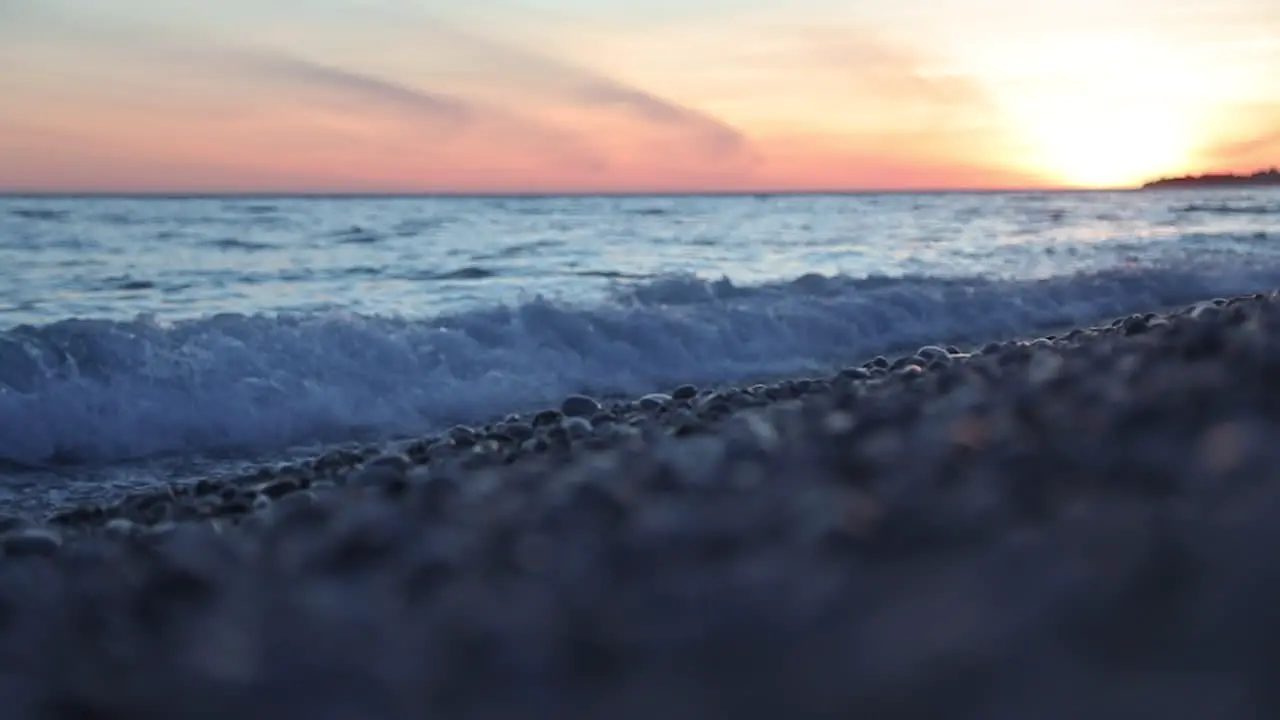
1;265;1278;466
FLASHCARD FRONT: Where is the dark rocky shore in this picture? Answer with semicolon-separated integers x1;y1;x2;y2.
5;292;1280;718
1142;167;1280;189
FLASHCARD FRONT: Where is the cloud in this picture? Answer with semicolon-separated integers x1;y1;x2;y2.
355;12;758;166
208;50;608;173
572;80;752;159
1193;103;1280;171
223;52;474;126
1212;131;1280;164
769;25;1008;135
5;0;756;181
0;8;611;176
715;24;1034;185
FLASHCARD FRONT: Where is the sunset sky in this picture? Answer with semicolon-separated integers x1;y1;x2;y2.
1;0;1278;193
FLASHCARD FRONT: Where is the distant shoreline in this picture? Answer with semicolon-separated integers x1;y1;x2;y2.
1142;168;1280;189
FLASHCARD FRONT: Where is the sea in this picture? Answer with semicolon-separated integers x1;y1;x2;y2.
2;189;1279;513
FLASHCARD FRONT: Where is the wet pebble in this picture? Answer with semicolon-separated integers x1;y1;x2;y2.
448;425;478;448
672;384;699;401
638;393;672;411
1;527;62;558
560;394;601;418
533;409;563;427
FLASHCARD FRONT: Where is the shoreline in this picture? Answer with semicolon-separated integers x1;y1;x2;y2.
17;289;1248;532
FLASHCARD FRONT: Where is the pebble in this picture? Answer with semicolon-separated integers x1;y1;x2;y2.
638;393;672;411
346;462;408;491
533;409;563;427
672;384;699;401
256;478;300;500
1;527;62;557
504;422;535;441
563;416;595;440
0;514;28;534
448;425;478;447
560;394;601;418
252;494;273;514
103;518;136;537
839;366;871;380
364;453;412;472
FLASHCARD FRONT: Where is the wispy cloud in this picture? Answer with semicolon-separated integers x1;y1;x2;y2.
1195;104;1280;171
704;24;1036;186
0;8;614;179
359;12;759;166
224;52;474;126
2;3;762;188
1213;131;1280;163
572;80;752;159
765;25;1009;136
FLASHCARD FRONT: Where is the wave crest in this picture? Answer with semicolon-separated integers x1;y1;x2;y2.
2;265;1278;466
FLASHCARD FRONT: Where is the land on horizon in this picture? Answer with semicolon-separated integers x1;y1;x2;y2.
1141;168;1280;189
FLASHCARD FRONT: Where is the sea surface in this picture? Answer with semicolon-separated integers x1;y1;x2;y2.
2;189;1279;512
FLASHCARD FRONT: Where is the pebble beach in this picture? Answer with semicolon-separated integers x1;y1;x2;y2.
1;291;1280;718
3;191;1280;718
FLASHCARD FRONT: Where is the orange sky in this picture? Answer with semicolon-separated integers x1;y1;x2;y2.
0;0;1278;193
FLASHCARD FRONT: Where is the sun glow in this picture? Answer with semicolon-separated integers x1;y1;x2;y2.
952;25;1252;189
1023;107;1200;188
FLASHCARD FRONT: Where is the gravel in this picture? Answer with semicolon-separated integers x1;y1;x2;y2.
3;292;1280;717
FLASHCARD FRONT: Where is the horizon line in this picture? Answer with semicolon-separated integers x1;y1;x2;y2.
0;186;1150;200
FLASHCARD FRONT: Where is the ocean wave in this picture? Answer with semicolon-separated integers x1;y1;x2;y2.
105;277;157;292
2;264;1279;467
1174;202;1280;216
331;226;384;245
8;208;70;222
403;266;499;282
204;237;277;252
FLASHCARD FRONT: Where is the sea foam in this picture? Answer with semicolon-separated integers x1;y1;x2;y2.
1;265;1277;466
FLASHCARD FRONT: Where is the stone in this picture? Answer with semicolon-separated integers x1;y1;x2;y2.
672;384;699;401
563;416;595;440
1;527;62;558
560;394;601;418
347;462;408;491
839;366;871;381
0;514;28;534
364;453;412;472
104;518;136;537
449;425;478;448
533;409;563;427
505;422;535;442
259;477;302;499
638;393;672;411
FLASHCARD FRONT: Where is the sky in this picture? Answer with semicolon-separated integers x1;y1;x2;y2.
0;0;1278;193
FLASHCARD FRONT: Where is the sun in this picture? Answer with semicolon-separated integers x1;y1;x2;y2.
966;30;1222;190
1020;106;1199;188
